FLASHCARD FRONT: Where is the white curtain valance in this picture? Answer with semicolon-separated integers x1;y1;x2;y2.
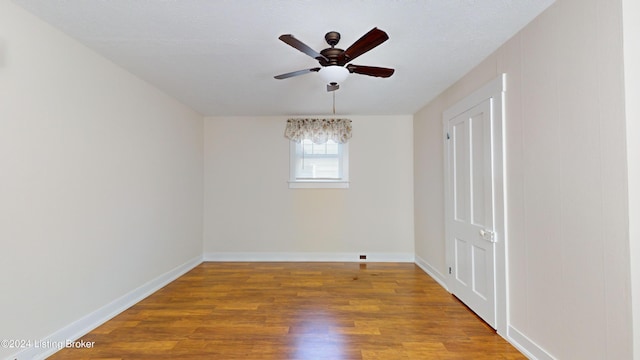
284;118;352;144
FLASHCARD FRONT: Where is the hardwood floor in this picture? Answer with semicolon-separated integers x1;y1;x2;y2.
49;262;525;359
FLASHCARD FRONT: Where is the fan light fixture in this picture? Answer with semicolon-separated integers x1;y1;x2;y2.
319;66;349;84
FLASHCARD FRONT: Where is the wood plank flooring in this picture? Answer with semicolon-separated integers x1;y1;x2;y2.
48;262;525;359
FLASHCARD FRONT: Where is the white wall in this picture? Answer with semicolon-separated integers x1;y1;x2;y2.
622;0;640;358
0;1;204;358
414;0;633;358
203;115;414;261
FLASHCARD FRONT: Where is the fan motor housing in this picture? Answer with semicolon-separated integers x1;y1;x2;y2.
320;47;345;66
320;31;344;66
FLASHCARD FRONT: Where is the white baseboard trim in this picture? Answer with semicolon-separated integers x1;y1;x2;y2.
9;255;203;360
507;325;556;360
203;252;415;263
414;255;449;291
413;256;555;360
414;257;556;360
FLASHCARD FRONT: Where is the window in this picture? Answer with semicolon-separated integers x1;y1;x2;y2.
289;139;349;188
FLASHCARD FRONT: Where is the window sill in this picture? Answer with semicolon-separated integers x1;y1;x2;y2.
288;180;350;189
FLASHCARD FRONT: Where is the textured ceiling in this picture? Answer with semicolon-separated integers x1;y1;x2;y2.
12;0;555;116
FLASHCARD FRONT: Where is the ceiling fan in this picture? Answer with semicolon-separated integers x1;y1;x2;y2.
274;27;395;92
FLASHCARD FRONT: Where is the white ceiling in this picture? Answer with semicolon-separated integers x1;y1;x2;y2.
12;0;555;116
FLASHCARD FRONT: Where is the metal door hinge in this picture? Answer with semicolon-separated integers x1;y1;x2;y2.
448;267;452;274
446;132;450;140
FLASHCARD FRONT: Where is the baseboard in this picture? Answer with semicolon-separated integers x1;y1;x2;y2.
8;255;203;360
414;255;449;291
203;252;415;263
507;325;556;360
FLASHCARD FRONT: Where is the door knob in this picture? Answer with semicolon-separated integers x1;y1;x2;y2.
479;229;496;243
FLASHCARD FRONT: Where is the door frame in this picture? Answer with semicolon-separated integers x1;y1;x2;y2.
443;74;507;336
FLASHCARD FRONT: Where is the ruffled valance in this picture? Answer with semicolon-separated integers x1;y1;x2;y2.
284;118;352;144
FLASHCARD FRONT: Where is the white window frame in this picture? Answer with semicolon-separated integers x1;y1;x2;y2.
288;140;349;189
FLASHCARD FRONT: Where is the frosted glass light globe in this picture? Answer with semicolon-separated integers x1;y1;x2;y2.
319;66;349;84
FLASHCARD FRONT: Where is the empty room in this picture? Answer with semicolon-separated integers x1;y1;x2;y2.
1;0;638;359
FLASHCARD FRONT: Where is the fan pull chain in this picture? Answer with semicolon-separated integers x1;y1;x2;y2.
332;91;336;115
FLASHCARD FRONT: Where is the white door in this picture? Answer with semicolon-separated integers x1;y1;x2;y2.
446;98;497;328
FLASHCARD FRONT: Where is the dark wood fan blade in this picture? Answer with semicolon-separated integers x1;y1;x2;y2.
341;28;389;63
346;64;395;78
279;35;329;62
274;68;321;80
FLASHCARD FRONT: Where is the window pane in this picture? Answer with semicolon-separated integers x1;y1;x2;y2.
297;156;340;178
325;141;338;154
302;139;313;154
296;139;341;179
